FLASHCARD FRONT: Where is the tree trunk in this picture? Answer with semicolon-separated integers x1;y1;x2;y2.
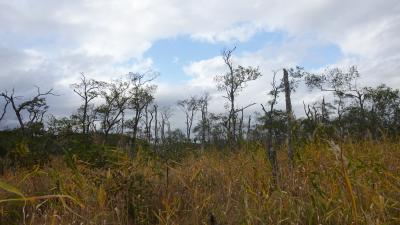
11;102;25;135
267;126;279;187
239;109;244;141
188;110;194;142
201;106;207;151
160;121;165;143
154;105;158;145
144;105;150;142
283;68;294;169
131;110;141;157
230;91;236;150
82;97;88;135
247;115;251;141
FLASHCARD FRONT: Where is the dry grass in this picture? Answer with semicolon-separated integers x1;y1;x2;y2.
1;139;400;224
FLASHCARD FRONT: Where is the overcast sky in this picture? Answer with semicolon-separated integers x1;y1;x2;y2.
1;0;400;129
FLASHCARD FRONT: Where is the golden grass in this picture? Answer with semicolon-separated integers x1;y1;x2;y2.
1;139;400;224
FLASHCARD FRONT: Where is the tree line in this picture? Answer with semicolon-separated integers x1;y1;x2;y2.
1;47;400;176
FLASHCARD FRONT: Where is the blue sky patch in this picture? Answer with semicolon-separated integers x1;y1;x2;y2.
144;31;286;82
143;30;342;83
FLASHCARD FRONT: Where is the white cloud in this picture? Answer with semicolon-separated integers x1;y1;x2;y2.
1;0;400;128
191;22;265;43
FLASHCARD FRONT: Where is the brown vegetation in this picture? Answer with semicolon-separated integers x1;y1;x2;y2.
1;139;399;224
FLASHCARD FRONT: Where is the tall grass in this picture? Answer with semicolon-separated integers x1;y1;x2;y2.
1;139;399;224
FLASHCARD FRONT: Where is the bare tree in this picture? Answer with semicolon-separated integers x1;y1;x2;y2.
235;103;256;143
198;93;210;150
282;67;307;168
0;98;10;123
321;97;331;124
303;97;334;127
160;107;173;143
144;104;155;142
177;96;198;142
303;101;319;125
71;73;105;135
215;47;261;150
1;86;56;135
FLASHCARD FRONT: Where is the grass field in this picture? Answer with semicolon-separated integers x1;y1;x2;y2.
1;139;400;224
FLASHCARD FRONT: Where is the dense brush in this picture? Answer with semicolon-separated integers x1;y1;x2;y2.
0;139;399;224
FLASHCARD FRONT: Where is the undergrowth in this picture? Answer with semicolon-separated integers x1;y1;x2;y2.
0;139;399;224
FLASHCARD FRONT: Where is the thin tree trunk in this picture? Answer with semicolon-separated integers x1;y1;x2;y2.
247;115;251;141
230;91;236;150
283;68;294;169
10;100;25;135
131;113;140;157
268;127;279;187
144;104;150;142
154;105;158;145
239;109;244;141
201;105;207;151
262;100;279;189
82;98;88;135
148;109;154;142
160;121;165;143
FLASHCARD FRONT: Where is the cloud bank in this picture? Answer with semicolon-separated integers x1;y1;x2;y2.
0;0;399;128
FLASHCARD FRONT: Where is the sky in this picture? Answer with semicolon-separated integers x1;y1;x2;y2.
0;0;400;129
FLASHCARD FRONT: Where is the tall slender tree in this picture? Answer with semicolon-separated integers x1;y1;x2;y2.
215;47;261;150
283;68;294;168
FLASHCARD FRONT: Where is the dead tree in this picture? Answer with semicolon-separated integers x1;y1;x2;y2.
303;97;334;127
282;67;307;168
177;96;198;142
321;97;329;124
0;98;10;123
144;104;155;142
160;107;173;143
198;93;210;150
283;68;294;169
233;103;256;143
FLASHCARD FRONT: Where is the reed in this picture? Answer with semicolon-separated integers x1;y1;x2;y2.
0;139;399;224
